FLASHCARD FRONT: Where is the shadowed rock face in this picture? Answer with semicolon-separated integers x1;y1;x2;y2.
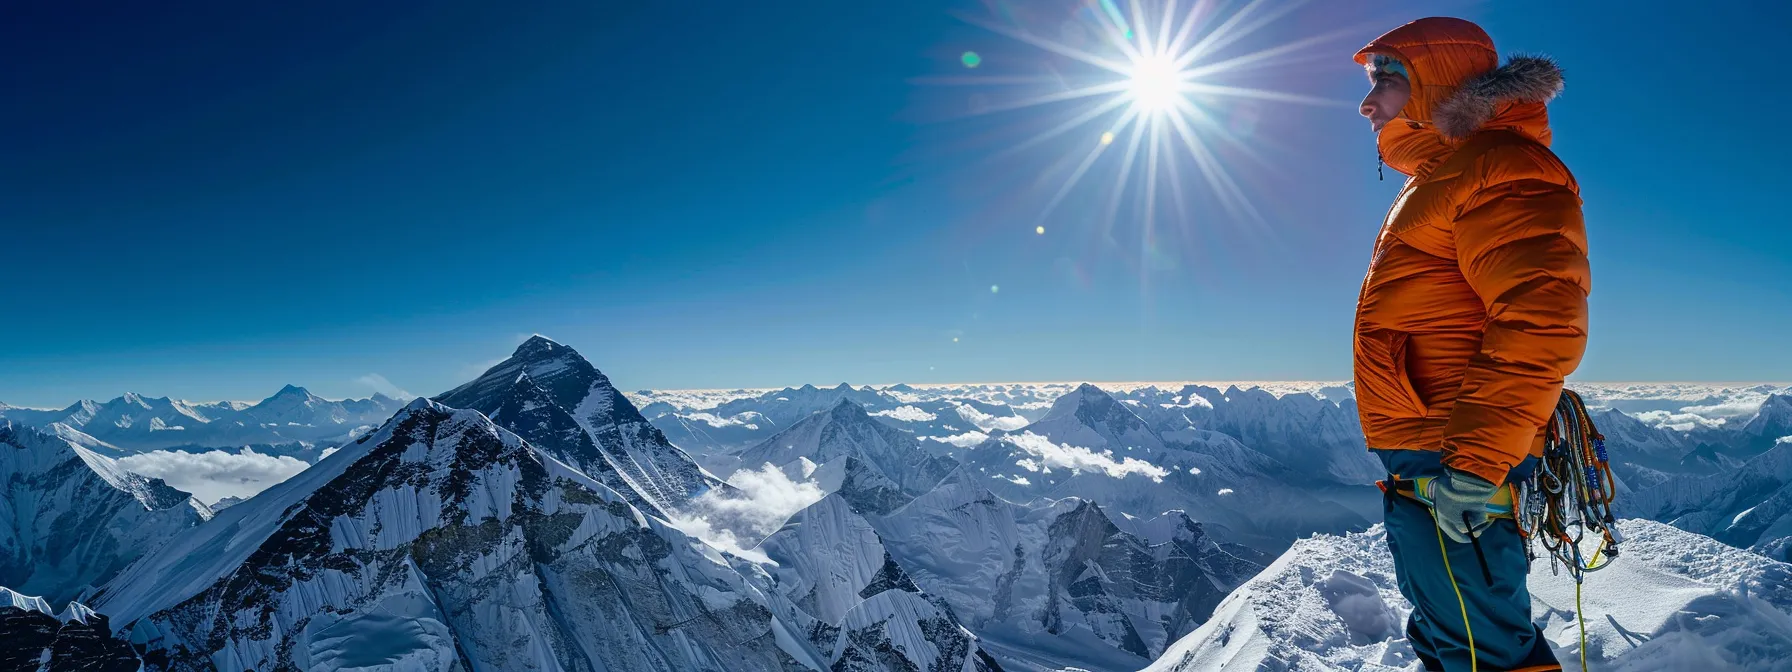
0;591;139;672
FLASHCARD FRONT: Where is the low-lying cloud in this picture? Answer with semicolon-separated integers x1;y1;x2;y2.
1003;431;1168;482
956;404;1030;432
117;447;311;505
870;406;937;423
666;463;827;564
682;412;762;429
927;430;990;448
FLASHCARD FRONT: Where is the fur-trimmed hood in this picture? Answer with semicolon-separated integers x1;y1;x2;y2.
1354;17;1564;175
1434;55;1564;138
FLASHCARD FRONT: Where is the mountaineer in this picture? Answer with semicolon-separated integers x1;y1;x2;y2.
1353;16;1589;672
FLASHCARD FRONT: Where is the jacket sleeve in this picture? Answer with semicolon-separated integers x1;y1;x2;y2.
1442;167;1590;485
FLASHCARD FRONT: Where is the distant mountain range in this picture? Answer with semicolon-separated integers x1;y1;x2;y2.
0;385;404;455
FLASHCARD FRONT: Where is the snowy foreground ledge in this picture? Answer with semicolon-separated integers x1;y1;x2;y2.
1144;519;1792;672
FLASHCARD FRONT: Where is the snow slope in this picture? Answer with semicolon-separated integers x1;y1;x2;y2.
1144;519;1792;672
0;421;210;606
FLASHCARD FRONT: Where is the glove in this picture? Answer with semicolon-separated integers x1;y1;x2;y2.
1429;470;1500;544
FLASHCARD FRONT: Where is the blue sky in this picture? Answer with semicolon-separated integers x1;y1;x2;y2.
3;0;1788;406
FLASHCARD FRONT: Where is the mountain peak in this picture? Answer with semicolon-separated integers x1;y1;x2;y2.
1048;382;1118;417
273;384;310;397
828;398;870;417
512;334;567;359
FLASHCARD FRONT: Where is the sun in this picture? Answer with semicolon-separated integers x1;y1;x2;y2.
939;0;1347;237
1126;52;1184;116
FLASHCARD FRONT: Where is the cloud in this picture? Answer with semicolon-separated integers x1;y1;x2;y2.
353;373;413;400
664;463;827;564
681;411;762;429
925;431;989;448
1631;410;1727;432
117;447;311;505
956;404;1030;432
1002;431;1168;482
870;406;938;423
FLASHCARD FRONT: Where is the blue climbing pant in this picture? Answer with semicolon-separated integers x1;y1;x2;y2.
1376;449;1561;672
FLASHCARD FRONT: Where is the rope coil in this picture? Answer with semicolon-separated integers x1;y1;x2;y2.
1513;389;1620;671
1513;389;1621;580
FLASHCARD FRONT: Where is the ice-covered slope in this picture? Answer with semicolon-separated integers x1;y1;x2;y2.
731;399;960;514
1144;519;1792;672
1628;437;1792;561
753;492;1004;672
0;586;139;671
0;421;210;606
872;469;1265;672
96;398;814;672
435;335;722;515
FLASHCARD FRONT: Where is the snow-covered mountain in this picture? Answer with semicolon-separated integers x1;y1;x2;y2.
728;399;960;515
1627;436;1792;561
638;383;1034;456
434;335;723;516
1116;384;1384;485
870;469;1265;672
0;386;403;454
753;492;1004;672
95;399;795;670
1144;519;1792;671
957;384;1375;552
92;396;1004;671
0;586;139;671
0;421;210;606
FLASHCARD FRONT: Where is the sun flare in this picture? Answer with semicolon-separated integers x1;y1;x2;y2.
943;0;1349;239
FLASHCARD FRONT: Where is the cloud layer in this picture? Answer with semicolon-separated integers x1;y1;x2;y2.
117;447;311;505
665;463;827;564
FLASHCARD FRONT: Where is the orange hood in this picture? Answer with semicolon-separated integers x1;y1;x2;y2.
1354;17;1565;176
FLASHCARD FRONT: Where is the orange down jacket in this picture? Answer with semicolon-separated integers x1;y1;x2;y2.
1351;17;1590;485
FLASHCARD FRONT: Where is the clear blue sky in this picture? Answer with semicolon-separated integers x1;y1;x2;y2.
3;0;1788;407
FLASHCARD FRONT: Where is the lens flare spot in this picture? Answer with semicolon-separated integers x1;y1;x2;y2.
961;51;982;68
952;337;960;342
1035;225;1045;235
990;285;1000;294
1100;131;1115;145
